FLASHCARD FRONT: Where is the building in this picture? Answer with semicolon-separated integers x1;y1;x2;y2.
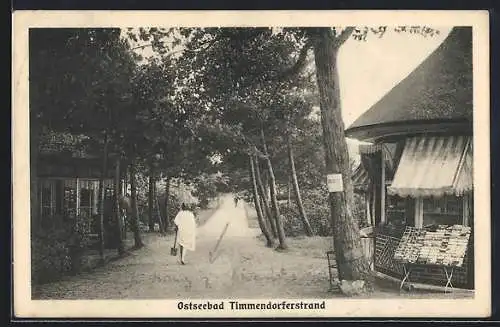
36;130;121;244
345;27;474;289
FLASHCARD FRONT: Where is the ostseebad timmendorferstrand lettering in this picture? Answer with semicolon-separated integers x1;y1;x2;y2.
177;301;327;310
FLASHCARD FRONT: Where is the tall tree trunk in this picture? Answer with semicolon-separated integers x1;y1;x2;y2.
287;175;292;208
309;28;373;285
261;164;270;198
118;170;126;239
129;162;144;248
249;155;274;247
260;128;287;250
152;173;158;232
258;193;272;234
255;157;277;238
114;157;125;255
156;194;165;235
148;164;155;232
97;132;109;261
121;166;128;240
163;176;171;232
287;134;314;236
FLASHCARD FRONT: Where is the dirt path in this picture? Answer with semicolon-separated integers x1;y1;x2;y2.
198;195;260;238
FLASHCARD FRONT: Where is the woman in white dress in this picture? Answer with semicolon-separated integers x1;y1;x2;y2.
173;203;197;264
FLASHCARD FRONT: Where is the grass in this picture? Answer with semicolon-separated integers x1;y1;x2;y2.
243;203;261;229
245;202;333;257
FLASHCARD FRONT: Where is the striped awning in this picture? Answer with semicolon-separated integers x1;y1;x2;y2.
359;143;384;154
387;136;473;197
352;164;370;192
359;142;398;174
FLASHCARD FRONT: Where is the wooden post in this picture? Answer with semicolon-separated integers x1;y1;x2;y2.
93;181;99;215
287;175;291;208
38;183;43;227
380;150;386;224
148;164;155;232
114;158;124;255
415;197;424;228
76;178;80;216
365;195;371;226
98;134;109;260
462;194;470;226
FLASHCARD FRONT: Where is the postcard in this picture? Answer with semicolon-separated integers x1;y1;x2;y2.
12;10;490;318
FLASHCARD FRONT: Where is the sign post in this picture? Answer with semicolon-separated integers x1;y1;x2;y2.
326;173;343;193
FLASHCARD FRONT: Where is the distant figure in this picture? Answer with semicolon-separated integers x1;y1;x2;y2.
173;203;197;265
234;196;239;207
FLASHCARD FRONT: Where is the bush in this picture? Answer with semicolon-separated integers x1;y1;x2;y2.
280;187;332;237
31;215;92;285
156;193;182;231
280;186;368;237
281;204;331;237
31;224;71;284
281;205;307;237
166;193;181;220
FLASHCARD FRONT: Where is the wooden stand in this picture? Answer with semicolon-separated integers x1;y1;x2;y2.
399;263;413;290
443;266;455;292
326;251;337;290
397;262;458;293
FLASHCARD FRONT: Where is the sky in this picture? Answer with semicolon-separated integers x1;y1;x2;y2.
337;27;452;127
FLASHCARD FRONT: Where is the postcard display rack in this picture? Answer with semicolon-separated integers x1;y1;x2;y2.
393;225;471;292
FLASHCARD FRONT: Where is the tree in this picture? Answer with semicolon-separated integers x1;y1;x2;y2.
287;133;313;236
303;27;373;283
97;133;110;260
148;162;155;232
302;26;440;286
30;28;140;259
254;156;277;238
176;28;321;249
259;128;288;249
114;157;125;255
129;161;145;248
249;155;274;247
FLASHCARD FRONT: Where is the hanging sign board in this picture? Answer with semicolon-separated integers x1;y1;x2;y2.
326;174;343;192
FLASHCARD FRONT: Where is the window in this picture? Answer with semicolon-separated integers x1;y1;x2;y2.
423;195;463;226
423;195;462;215
55;180;64;214
386;195;415;226
40;180;56;221
64;179;77;218
386;195;406;224
387;195;406;212
79;180;99;219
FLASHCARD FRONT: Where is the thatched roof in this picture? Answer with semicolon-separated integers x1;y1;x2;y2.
345;27;472;141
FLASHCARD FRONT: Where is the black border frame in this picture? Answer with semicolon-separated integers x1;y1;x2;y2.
9;1;500;324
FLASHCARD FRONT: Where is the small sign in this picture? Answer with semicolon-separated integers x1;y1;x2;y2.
326;174;343;192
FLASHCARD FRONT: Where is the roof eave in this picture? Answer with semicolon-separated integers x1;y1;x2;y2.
345;119;472;143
